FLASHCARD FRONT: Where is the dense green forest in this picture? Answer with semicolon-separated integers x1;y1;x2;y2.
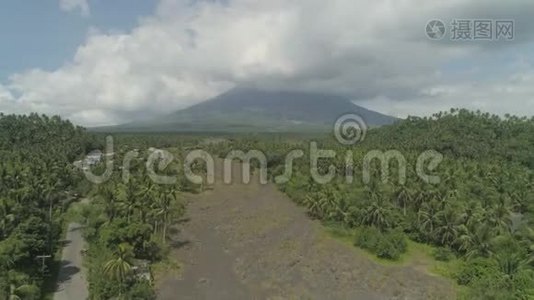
78;142;191;299
3;109;534;299
0;114;96;299
0;119;199;299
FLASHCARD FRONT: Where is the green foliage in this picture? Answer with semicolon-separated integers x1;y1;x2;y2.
80;145;187;299
260;109;534;297
0;113;96;297
354;226;381;251
5;109;534;298
432;247;455;262
126;280;156;300
457;257;534;299
0;271;40;300
103;243;134;280
456;257;498;286
355;227;407;260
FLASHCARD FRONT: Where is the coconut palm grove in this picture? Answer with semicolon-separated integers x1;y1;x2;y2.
1;109;534;299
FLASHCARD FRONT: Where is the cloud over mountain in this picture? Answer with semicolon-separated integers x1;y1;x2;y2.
2;0;534;126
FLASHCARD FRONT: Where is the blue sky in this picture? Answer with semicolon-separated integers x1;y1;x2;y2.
0;0;154;80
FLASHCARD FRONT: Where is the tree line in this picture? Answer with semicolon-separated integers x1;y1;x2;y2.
0;113;97;299
77;137;192;299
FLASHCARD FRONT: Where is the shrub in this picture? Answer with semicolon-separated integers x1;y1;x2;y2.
376;229;407;260
457;257;534;299
455;258;498;286
354;226;381;250
127;280;156;300
354;227;407;260
375;238;401;260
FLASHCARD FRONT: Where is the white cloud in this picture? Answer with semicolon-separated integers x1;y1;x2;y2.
2;0;534;126
59;0;90;17
0;84;14;103
358;70;534;118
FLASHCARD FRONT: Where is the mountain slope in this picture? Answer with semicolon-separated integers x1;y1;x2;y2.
101;88;398;132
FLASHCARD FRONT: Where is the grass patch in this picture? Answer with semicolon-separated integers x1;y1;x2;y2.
323;223;461;279
323;224;408;266
152;257;183;285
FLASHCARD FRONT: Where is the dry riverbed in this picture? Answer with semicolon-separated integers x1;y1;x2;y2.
157;163;455;299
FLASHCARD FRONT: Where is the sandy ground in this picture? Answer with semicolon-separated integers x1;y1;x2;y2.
157;162;455;300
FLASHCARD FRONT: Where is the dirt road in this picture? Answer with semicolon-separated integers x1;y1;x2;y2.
157;162;455;299
54;198;89;300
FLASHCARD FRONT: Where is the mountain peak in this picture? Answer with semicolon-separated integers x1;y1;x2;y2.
102;88;398;132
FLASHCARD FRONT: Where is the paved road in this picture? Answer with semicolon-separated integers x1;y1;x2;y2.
54;222;89;300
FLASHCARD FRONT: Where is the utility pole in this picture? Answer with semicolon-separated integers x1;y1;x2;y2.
36;254;52;273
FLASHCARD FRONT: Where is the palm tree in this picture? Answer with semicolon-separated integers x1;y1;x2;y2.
2;272;39;300
457;225;494;258
118;181;138;223
303;192;324;219
393;184;412;216
0;198;15;238
331;194;353;224
417;200;440;241
412;187;438;212
318;187;341;220
154;187;179;244
103;243;134;296
433;206;463;246
482;200;512;234
509;189;531;213
8;284;39;300
8;283;39;300
137;179;156;224
520;227;534;265
99;186;119;222
463;200;483;229
360;194;393;231
493;250;529;279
